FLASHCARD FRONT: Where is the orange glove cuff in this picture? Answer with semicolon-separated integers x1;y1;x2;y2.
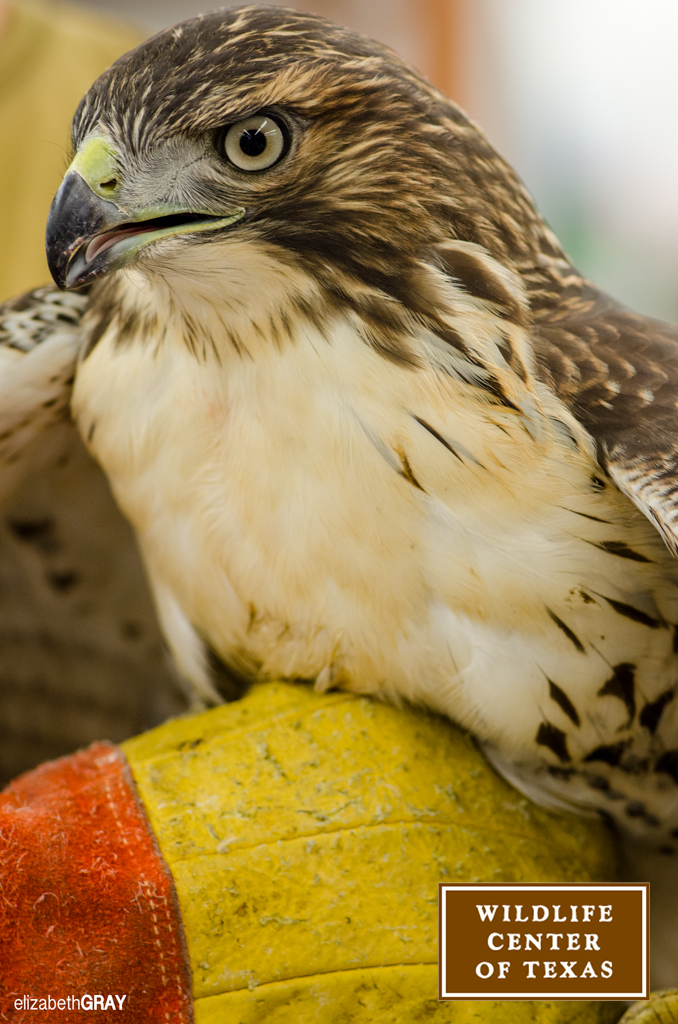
0;741;193;1022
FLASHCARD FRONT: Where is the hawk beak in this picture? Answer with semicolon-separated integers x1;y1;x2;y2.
46;136;245;290
46;170;125;290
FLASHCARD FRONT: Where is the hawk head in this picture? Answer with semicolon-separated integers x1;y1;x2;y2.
45;3;568;377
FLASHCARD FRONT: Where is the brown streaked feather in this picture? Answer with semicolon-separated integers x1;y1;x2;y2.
0;287;187;780
532;282;678;555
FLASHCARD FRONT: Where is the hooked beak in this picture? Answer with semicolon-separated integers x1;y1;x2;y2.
46;137;245;290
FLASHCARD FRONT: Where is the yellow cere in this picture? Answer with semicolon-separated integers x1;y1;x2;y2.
68;136;121;200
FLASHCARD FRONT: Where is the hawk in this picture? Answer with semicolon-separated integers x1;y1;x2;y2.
27;6;678;875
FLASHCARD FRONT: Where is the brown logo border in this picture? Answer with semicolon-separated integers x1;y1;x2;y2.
439;882;649;1000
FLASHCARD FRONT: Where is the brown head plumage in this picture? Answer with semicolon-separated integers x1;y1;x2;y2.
65;5;561;367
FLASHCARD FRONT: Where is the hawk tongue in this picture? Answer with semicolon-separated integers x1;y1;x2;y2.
85;225;156;264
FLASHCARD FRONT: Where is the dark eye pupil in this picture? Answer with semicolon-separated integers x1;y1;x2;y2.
240;129;267;157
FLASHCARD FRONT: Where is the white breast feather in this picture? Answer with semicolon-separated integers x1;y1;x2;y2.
72;242;678;770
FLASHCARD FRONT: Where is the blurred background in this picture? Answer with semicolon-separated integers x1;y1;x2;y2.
2;0;677;319
65;0;678;323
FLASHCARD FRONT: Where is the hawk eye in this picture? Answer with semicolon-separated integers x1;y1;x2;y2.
219;114;288;171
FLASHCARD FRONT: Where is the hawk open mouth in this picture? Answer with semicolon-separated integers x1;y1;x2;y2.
46;169;245;290
83;213;231;264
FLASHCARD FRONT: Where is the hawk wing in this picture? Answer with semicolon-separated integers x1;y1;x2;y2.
0;287;85;501
532;282;678;557
0;287;185;783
